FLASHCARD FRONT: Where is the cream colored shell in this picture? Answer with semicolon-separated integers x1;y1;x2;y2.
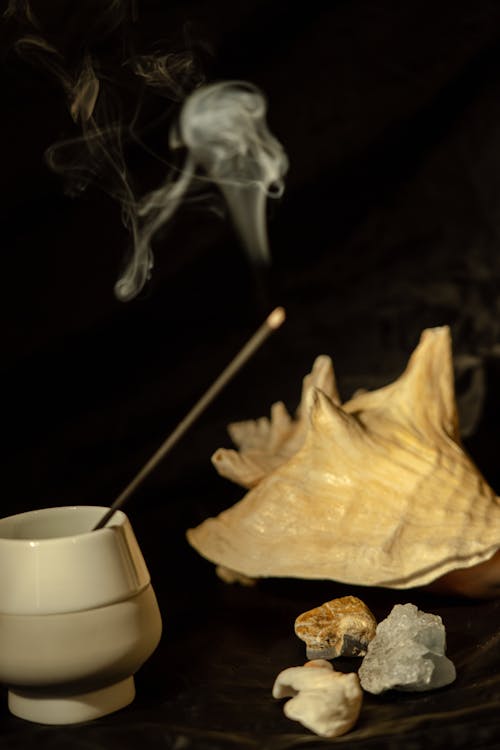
187;327;500;590
211;353;338;488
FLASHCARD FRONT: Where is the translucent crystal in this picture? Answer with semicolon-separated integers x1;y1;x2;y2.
358;603;456;693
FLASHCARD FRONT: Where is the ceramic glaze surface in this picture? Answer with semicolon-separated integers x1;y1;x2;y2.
0;506;150;615
0;506;162;724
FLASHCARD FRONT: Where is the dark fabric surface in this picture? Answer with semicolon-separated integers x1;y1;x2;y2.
1;1;500;747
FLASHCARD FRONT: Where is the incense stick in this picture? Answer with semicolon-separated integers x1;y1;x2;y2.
93;307;286;530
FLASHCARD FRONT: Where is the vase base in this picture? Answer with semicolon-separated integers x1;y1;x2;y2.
8;676;135;725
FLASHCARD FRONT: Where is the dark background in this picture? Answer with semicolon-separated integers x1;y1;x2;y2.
1;1;500;747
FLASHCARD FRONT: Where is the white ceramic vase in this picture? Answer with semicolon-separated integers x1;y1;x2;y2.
0;505;162;725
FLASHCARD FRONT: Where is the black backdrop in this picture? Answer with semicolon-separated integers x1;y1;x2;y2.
1;1;500;748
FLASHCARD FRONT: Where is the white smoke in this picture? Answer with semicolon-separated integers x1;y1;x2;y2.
116;81;288;301
6;3;288;302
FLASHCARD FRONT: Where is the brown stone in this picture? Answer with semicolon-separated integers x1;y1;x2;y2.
294;596;377;659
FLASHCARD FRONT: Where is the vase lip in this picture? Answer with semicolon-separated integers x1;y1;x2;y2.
0;506;151;616
0;506;125;545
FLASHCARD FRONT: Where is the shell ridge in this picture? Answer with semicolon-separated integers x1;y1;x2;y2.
189;326;500;596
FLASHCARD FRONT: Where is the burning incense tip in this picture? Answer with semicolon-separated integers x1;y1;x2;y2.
267;306;286;329
92;306;286;530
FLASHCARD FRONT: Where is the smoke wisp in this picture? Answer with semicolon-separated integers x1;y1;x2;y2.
5;2;288;301
119;81;288;301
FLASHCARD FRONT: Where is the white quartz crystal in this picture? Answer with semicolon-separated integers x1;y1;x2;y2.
272;660;362;738
358;603;456;694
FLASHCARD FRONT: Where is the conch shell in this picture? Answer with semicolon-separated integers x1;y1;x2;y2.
187;327;500;597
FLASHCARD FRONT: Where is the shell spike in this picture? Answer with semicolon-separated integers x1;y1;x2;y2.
398;326;460;440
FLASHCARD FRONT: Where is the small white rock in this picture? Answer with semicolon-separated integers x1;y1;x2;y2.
272;660;362;738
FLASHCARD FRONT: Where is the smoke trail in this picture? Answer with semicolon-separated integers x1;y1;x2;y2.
176;81;288;265
11;35;99;124
130;52;198;101
116;81;288;301
10;36;145;285
5;4;288;302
